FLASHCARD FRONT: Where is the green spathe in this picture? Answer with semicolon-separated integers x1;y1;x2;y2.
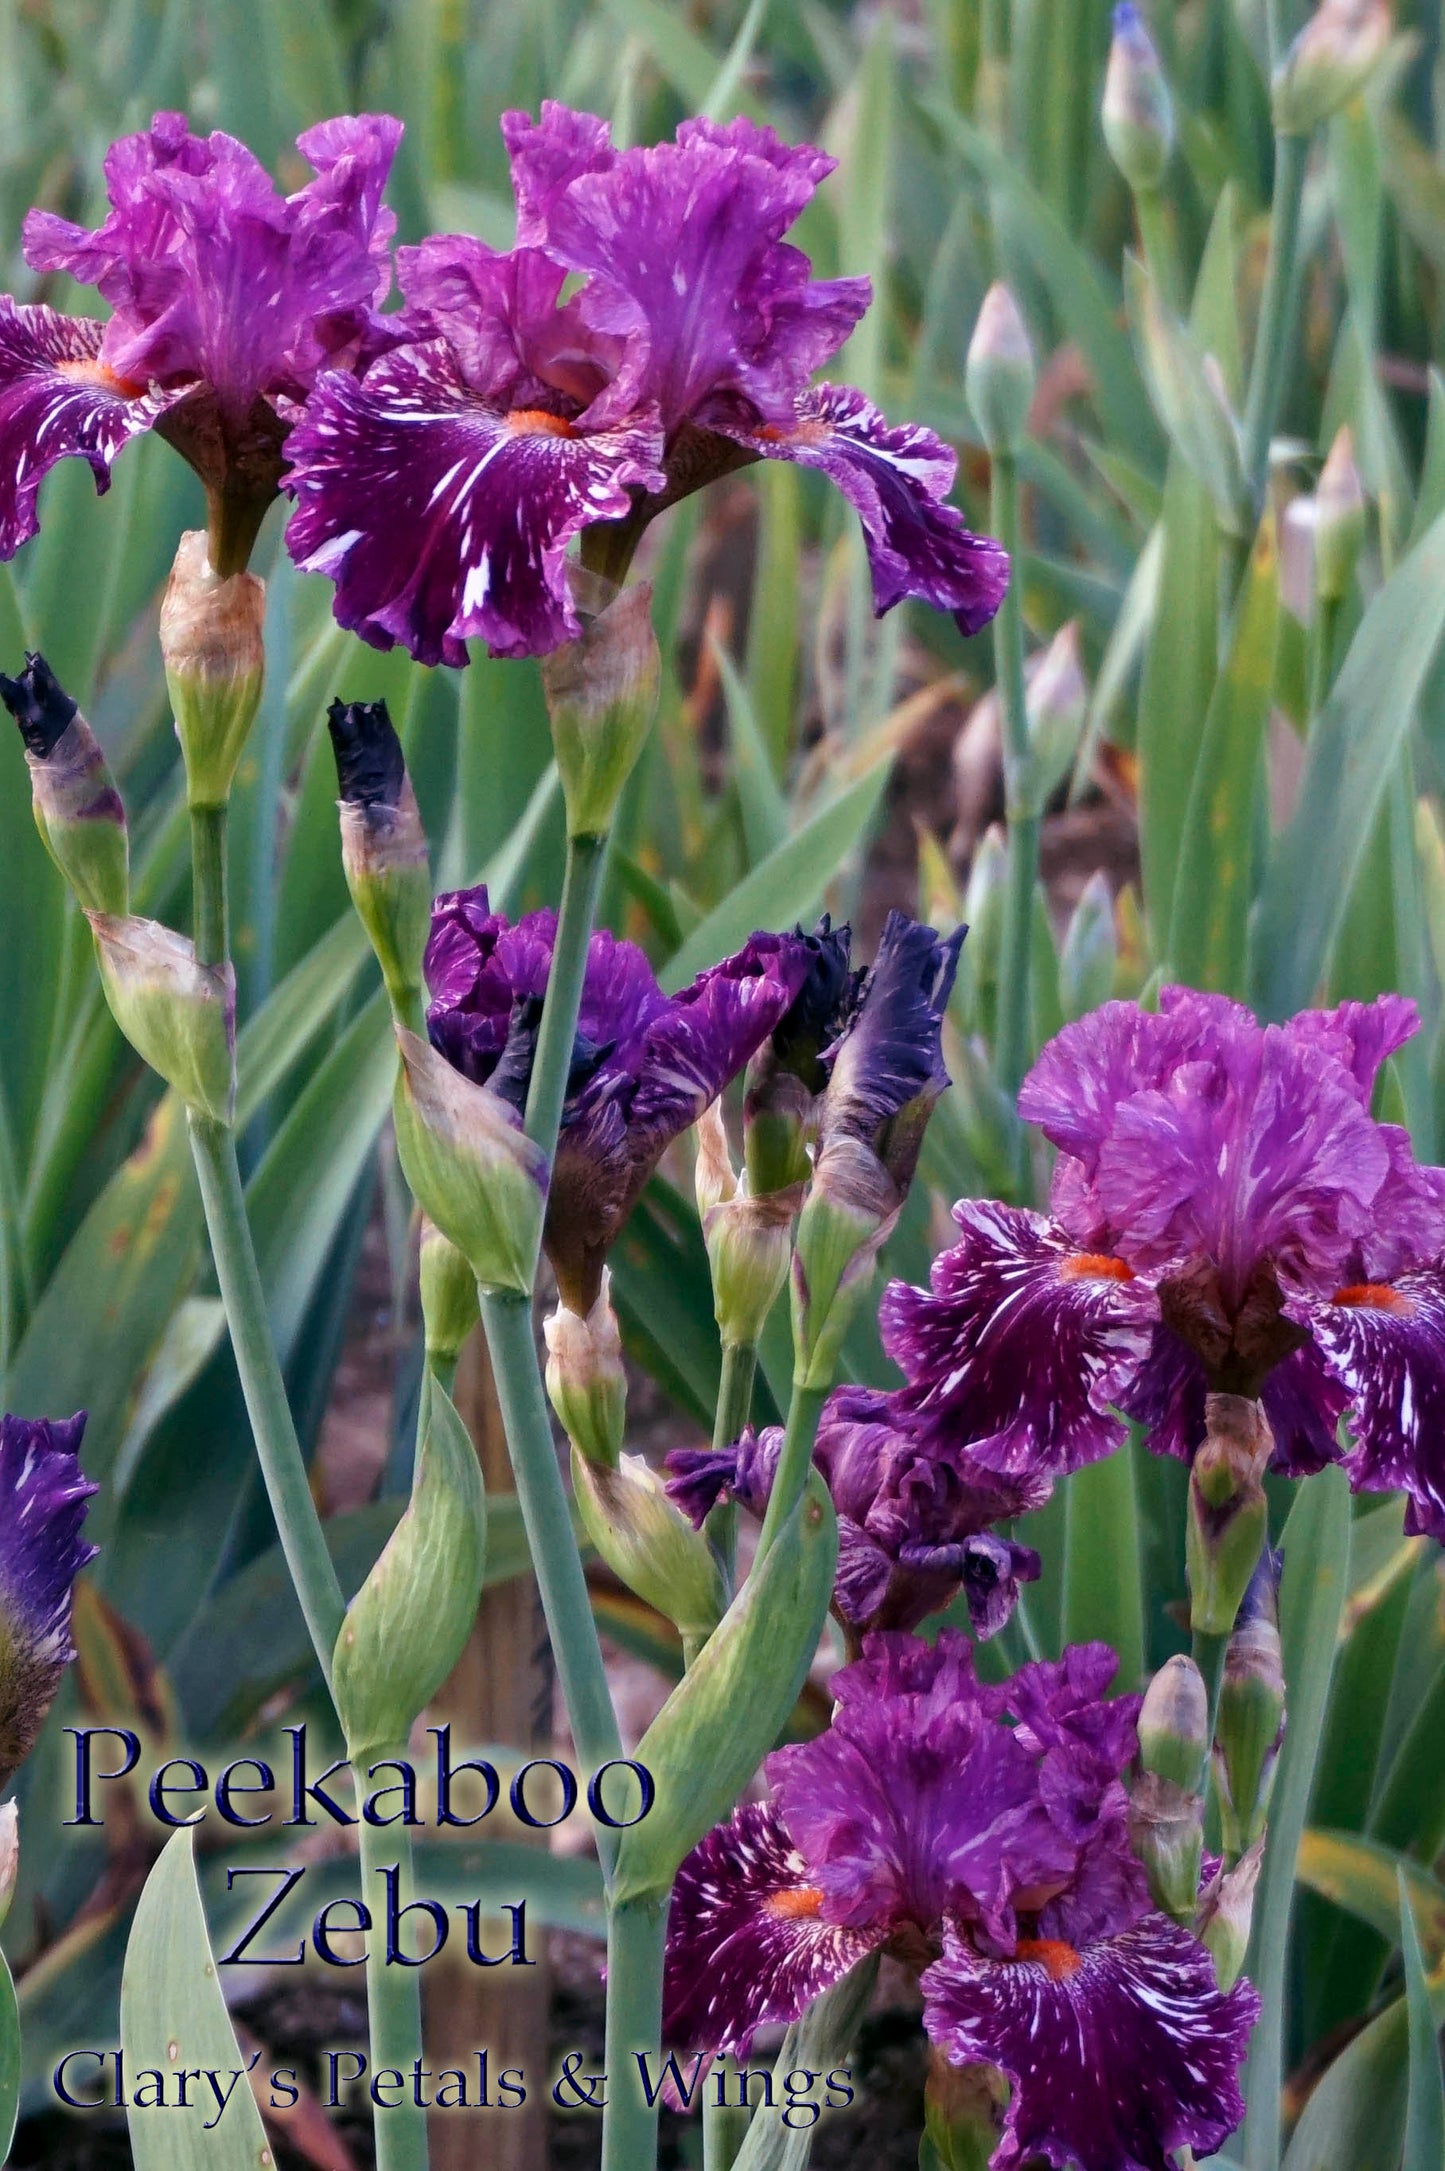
333;1373;486;1761
160;533;265;813
392;1028;548;1297
89;912;235;1125
572;1448;726;1645
543;579;660;839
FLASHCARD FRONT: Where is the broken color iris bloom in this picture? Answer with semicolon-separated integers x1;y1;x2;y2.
663;1631;1257;2171
666;1385;1042;1640
424;883;814;1309
285;102;1008;664
0;1412;98;1784
1;110;402;567
883;987;1445;1539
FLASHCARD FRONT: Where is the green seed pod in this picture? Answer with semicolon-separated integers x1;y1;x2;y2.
88;912;235;1124
333;1374;486;1759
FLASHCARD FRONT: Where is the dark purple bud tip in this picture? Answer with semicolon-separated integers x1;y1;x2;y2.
771;915;855;1089
0;652;78;761
326;698;406;808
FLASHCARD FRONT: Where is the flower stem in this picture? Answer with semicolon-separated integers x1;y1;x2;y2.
356;1769;430;2171
523;830;608;1176
189;805;229;969
478;1290;622;1819
988;450;1037;1107
705;1340;759;1587
1241;132;1309;516
601;1895;669;2171
755;1382;828;1558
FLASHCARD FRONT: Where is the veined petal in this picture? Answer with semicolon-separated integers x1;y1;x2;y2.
663;1802;879;2060
1294;1270;1445;1537
717;383;1009;635
921;1914;1258;2171
0;1411;98;1781
284;342;664;664
0;302;155;557
881;1200;1157;1479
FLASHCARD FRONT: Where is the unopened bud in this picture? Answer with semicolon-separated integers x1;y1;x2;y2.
1059;870;1117;1021
1197;1839;1264;1991
1126;258;1250;536
0;1801;16;1932
1129;1769;1205;1924
333;1374;485;1757
1313;426;1366;607
392;1030;548;1297
160;531;265;810
1138;1654;1210;1791
1187;1394;1273;1635
924;2047;1008;2170
571;1448;726;1645
544;1278;627;1468
2;653;129;916
706;1184;802;1352
1214;1546;1286;1853
1025;620;1087;805
1103;4;1176;192
327;698;432;1022
542;578;660;838
1272;0;1391;134
89;913;235;1123
791;1152;898;1390
966;283;1035;458
419;1220;479;1368
743;916;852;1196
694;1098;739;1219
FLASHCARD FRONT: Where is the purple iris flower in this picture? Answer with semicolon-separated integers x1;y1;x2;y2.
424;883;815;1308
0;1412;98;1783
1;110;402;568
663;1631;1257;2171
882;987;1445;1540
285;102;1008;664
667;1385;1042;1641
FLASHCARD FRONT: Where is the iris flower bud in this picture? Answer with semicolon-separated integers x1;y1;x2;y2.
88;913;236;1124
160;532;265;811
1273;0;1391;135
1;653;129;916
1214;1547;1286;1854
1197;1839;1265;1992
1138;1653;1210;1791
327;698;432;1024
966;284;1036;459
392;1030;548;1297
1313;426;1366;608
1059;870;1118;1022
1026;620;1088;805
1130;1655;1208;1924
1187;1394;1273;1636
1103;4;1175;192
419;1220;480;1370
570;1449;726;1649
544;1275;628;1469
743;916;853;1195
333;1375;485;1759
541;578;660;839
696;1104;801;1351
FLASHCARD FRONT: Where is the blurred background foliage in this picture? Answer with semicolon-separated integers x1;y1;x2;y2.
4;0;1445;2164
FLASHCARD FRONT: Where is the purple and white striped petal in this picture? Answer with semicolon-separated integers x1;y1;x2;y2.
881;1200;1158;1479
718;383;1009;635
921;1913;1259;2171
284;341;664;664
0;1412;98;1780
663;1802;879;2060
1291;1269;1445;1537
0;302;157;558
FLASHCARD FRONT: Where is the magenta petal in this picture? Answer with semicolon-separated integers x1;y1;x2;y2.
501;102;616;246
881;1201;1157;1479
1294;1272;1445;1537
921;1915;1259;2171
285;343;664;664
663;1802;879;2060
1285;994;1421;1107
0;302;157;557
720;383;1009;634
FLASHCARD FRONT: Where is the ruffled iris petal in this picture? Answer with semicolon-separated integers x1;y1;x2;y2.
1293;1269;1445;1537
663;1802;879;2060
285;342;665;664
0;303;156;557
921;1914;1259;2171
881;1200;1158;1479
721;383;1009;635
